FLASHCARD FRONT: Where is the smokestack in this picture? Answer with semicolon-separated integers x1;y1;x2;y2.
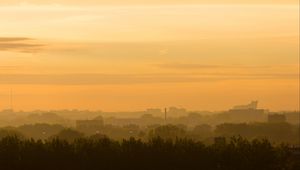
164;108;167;124
10;89;13;110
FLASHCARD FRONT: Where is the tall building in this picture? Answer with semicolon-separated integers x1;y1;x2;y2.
224;101;266;123
232;101;258;110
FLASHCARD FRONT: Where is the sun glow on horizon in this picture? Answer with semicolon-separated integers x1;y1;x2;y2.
0;1;299;111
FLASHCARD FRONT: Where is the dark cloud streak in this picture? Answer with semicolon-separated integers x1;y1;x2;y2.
0;37;44;53
0;37;33;42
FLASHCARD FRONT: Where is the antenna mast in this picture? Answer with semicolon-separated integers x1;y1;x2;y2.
164;108;167;124
10;89;13;110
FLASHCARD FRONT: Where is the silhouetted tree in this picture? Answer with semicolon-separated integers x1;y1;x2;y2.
0;136;298;170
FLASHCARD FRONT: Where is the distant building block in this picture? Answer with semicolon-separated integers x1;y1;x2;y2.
233;101;258;110
268;114;286;123
76;120;104;129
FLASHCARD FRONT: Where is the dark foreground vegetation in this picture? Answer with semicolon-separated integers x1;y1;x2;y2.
0;136;299;170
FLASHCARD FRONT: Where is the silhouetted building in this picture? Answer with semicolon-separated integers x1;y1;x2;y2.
224;101;266;123
76;120;104;135
268;114;286;123
145;108;162;116
232;101;258;110
0;109;14;114
168;107;187;117
140;114;154;119
93;115;104;121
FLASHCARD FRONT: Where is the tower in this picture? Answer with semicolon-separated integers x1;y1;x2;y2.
164;108;167;124
10;89;13;110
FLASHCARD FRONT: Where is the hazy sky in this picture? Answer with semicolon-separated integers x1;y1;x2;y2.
0;0;299;111
0;0;298;5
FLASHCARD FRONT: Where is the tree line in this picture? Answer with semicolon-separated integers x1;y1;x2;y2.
0;135;299;170
1;122;299;145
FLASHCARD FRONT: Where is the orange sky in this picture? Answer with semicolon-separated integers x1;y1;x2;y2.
0;1;299;111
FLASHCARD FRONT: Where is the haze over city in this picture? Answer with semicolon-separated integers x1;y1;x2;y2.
0;0;299;112
1;1;300;170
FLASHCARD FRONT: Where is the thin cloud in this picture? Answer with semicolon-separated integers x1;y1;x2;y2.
0;66;20;70
0;37;33;42
0;37;44;53
0;0;297;5
0;73;298;85
156;63;271;70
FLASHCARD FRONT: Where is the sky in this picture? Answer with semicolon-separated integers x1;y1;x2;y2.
0;0;299;112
